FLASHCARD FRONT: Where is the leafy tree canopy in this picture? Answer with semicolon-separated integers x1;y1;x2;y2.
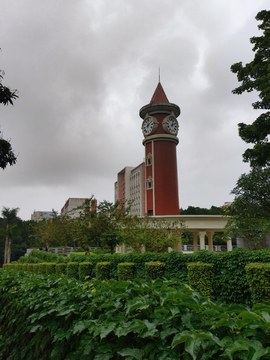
231;10;270;167
0;70;18;105
0;65;18;170
225;167;270;249
181;205;225;215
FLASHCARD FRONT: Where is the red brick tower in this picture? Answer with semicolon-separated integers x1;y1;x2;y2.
140;82;180;215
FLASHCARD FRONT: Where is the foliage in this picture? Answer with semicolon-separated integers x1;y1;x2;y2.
245;263;270;304
14;247;270;305
55;263;67;275
187;262;215;299
96;261;110;280
145;261;166;280
71;198;131;254
1;207;20;264
181;206;225;215
30;212;75;251
0;70;18;106
27;264;34;273
66;262;79;279
117;262;135;281
0;68;18;170
79;262;93;281
2;270;270;359
231;10;270;167
46;263;56;275
225;167;270;249
121;216;185;253
0;137;17;169
39;263;47;274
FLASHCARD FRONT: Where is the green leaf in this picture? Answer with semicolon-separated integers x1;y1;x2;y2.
238;311;263;321
247;348;268;360
185;336;201;360
100;323;116;339
171;331;192;347
93;354;112;360
73;320;89;334
160;327;178;340
117;348;144;360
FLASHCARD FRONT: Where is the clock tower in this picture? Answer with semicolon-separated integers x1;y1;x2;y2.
140;82;180;216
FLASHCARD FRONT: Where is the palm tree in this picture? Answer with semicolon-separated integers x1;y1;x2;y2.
2;207;19;264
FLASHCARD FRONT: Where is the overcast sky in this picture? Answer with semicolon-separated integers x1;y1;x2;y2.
0;0;268;220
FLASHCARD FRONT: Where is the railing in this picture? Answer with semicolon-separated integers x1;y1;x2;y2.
182;245;237;252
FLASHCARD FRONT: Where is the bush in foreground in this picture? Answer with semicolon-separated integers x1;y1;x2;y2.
1;269;270;359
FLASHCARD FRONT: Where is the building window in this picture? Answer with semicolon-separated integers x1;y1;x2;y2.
146;153;152;166
146;177;153;190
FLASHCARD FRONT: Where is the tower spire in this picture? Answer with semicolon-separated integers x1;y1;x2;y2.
150;82;169;104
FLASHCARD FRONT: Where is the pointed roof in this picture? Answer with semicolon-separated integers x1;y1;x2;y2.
150;82;169;104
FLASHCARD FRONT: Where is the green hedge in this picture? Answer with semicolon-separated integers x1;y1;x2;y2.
145;261;166;280
27;264;34;273
79;262;93;281
187;261;215;299
117;262;135;281
96;262;110;280
46;263;56;275
39;263;47;274
245;263;270;304
13;247;270;304
32;263;40;273
55;263;67;275
67;262;79;279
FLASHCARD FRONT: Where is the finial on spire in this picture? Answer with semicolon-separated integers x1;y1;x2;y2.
159;66;160;83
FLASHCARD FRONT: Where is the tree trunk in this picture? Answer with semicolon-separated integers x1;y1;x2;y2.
7;238;11;263
4;237;8;264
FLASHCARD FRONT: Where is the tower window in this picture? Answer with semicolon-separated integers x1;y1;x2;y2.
146;177;153;190
146;153;152;166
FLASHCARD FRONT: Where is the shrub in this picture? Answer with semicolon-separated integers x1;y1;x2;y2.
55;263;67;275
245;263;270;304
46;263;56;275
32;264;40;274
145;261;166;279
2;271;270;359
96;262;110;280
39;263;47;274
3;264;12;269
79;262;93;281
21;264;28;272
27;264;34;273
117;262;135;281
67;262;79;279
187;261;215;299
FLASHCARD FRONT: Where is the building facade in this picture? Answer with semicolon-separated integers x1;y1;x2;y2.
31;211;55;222
115;164;145;216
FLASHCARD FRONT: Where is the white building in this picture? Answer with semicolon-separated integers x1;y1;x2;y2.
31;211;55;222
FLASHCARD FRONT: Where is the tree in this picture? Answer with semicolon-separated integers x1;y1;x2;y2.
231;10;270;167
121;216;186;253
1;207;20;263
0;70;18;105
0;67;18;169
225;167;270;249
180;206;225;215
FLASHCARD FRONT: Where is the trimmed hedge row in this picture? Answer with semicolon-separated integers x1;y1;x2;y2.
245;263;270;304
10;247;270;304
187;261;215;299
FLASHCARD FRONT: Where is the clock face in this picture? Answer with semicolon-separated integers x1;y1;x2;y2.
166;116;178;134
142;117;154;135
